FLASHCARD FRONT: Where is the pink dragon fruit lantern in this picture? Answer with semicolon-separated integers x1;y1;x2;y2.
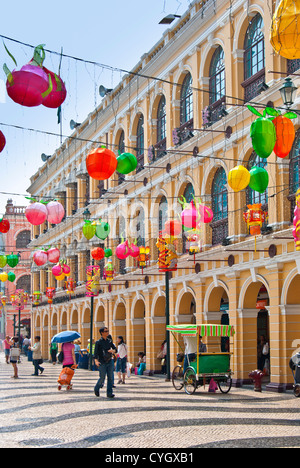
46;200;65;224
25;200;48;226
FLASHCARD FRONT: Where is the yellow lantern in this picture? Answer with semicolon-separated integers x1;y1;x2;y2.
0;272;8;282
55;273;65;281
270;0;300;59
228;165;250;192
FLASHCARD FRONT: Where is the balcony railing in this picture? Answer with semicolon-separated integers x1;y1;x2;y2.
241;68;265;103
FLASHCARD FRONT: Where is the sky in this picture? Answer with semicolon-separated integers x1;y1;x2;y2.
0;0;192;214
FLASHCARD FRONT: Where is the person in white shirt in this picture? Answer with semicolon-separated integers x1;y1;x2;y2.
116;336;128;384
183;334;198;373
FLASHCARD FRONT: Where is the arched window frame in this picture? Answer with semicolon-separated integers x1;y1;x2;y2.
16;230;31;249
157;95;166;143
209;46;225;106
180;73;193;125
136;114;144;173
244;14;265;81
211;168;228;245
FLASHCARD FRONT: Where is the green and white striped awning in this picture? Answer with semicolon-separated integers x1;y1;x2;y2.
167;324;235;338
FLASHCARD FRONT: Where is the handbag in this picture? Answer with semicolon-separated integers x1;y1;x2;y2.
57;350;64;364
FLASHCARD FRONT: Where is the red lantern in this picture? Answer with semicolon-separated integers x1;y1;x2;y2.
42;67;67;109
243;203;268;236
45;287;56;304
273;115;295;158
0;131;6;153
86;147;117;180
91;247;105;261
47;247;60;264
0;218;10;233
164;220;182;237
33;250;48;266
6;63;50;108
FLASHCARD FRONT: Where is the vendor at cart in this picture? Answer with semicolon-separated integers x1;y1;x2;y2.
183;334;198;373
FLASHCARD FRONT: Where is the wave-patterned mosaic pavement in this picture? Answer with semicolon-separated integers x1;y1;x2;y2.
0;355;299;448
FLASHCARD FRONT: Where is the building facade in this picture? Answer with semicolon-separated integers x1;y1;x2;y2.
28;0;300;391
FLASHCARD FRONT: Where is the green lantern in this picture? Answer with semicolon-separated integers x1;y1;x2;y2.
95;220;110;240
0;255;7;268
248;106;276;159
104;248;112;258
7;253;19;268
116;152;138;175
82;220;96;240
249;166;269;193
7;271;16;282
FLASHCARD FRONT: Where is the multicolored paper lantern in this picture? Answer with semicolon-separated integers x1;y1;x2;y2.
156;234;179;272
4;45;52;107
47;247;60;264
270;0;300;59
33;250;48;266
103;260;115;282
25;201;48;226
116;152;138;175
95;220;110;240
86;265;101;296
243;204;268;236
249;166;269;194
116;241;130;260
86;147;117;180
228;165;250;192
46;287;56;304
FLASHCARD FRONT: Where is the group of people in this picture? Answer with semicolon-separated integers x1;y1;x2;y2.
3;335;44;378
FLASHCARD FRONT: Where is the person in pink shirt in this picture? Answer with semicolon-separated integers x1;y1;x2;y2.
61;341;76;368
4;336;11;364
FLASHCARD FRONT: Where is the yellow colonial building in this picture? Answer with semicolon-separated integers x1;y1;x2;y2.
28;0;300;391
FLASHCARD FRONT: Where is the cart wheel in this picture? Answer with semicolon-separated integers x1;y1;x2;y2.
184;367;197;395
172;365;184;391
217;376;232;394
294;385;300;398
58;385;62;391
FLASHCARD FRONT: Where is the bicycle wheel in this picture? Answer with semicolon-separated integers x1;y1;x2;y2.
217;375;232;394
172;365;184;391
184;367;197;395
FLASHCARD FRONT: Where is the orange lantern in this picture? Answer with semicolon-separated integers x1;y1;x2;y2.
243;204;268;236
86;147;117;180
91;247;105;261
273;115;295;159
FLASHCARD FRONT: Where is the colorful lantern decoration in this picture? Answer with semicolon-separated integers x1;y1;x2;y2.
248;106;276;159
46;287;56;304
41;67;67;109
52;263;63;277
91;247;105;261
86;265;101;296
180;198;199;230
95;219;110;240
0;131;6;153
248;166;269;194
116;152;138;175
86;147;118;180
46;200;65;224
65;278;76;295
0;217;10;234
164;220;182;237
156;234;179;272
264;107;297;159
32;291;42;305
82;220;96;240
0;255;7;268
25;200;48;226
7;252;20;268
138;246;150;271
47;247;60;264
270;0;300;60
293;189;300;251
228;165;251;192
4;45;52;107
7;272;16;283
33;250;48;266
62;264;71;276
103;259;115;282
127;241;140;258
243;204;268;236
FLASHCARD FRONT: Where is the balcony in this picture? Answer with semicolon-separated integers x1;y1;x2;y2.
172;119;194;146
242;68;265;103
202;98;226;127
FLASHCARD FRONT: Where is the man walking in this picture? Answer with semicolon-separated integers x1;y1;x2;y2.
94;327;117;399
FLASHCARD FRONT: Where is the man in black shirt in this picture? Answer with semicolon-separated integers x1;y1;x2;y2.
93;327;117;398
